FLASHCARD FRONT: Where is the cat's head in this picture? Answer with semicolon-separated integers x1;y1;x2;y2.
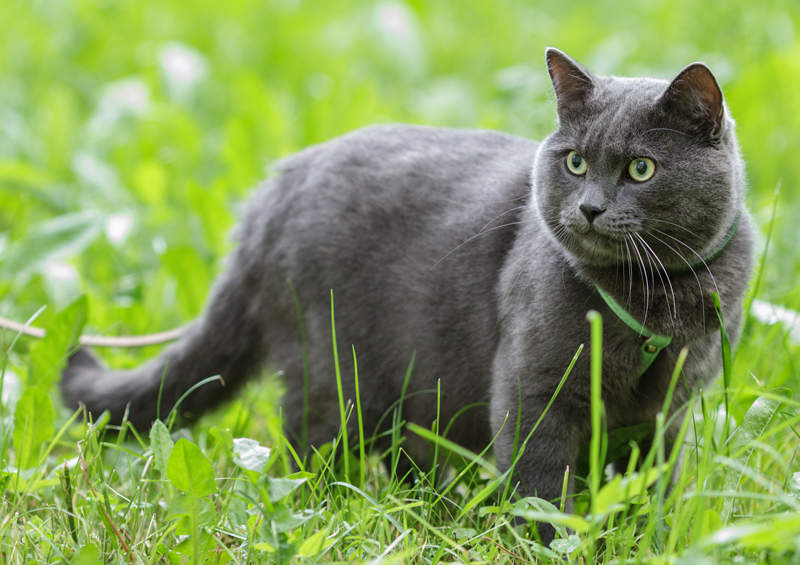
532;48;745;272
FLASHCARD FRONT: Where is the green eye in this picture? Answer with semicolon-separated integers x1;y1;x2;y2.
566;151;587;175
628;157;656;182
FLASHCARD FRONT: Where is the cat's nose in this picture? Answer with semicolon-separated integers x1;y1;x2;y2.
579;202;606;224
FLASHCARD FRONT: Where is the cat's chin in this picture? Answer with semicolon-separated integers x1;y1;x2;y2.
551;224;622;267
557;232;622;268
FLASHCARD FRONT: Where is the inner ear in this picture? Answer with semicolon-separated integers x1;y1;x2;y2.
545;48;594;119
658;63;724;143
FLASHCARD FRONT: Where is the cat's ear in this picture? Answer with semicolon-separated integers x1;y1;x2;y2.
545;48;594;120
658;63;725;143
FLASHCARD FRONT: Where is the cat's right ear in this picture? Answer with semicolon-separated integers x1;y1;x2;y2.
657;62;725;144
545;48;594;120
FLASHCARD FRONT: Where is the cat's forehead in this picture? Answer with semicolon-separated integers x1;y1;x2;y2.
563;76;672;152
598;75;670;106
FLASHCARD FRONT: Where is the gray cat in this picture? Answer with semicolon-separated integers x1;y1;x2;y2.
62;48;753;535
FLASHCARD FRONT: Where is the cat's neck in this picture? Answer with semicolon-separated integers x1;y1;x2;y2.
662;211;742;278
572;210;750;341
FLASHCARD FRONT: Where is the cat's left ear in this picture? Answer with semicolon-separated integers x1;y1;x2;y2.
658;63;725;144
545;48;595;121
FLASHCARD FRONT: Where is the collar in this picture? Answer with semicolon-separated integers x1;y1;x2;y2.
666;210;741;276
595;211;740;376
595;285;672;376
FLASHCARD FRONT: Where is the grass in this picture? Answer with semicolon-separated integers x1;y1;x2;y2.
2;0;800;562
3;293;799;563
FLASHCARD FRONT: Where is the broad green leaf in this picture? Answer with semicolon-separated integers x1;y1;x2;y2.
166;438;216;497
265;475;307;503
737;514;800;550
29;295;87;388
722;396;781;519
510;498;590;533
253;541;276;553
13;386;55;469
550;534;581;555
70;542;101;565
168;496;215;535
452;527;477;540
594;466;663;515
173;528;218;559
271;507;315;534
731;396;782;454
149;420;174;476
232;437;271;473
705;514;800;552
620;466;663;498
297;528;328;558
594;475;624;515
227;496;249;529
0;211;102;284
510;509;591;533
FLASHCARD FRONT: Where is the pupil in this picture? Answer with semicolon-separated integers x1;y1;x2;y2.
636;160;647;175
571;154;582;168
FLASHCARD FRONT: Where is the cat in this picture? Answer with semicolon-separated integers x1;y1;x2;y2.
61;48;753;539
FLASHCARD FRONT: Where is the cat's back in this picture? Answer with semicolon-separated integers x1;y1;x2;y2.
278;123;537;178
255;124;539;258
275;123;537;203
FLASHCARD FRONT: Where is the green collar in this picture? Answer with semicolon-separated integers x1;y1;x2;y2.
594;211;741;375
595;285;672;376
667;211;741;276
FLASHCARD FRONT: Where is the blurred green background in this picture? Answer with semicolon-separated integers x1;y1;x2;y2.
0;0;798;368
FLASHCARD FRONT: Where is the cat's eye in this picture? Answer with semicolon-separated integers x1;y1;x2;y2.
566;151;587;176
628;157;656;182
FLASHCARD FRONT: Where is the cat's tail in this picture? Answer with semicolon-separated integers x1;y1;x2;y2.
60;256;272;430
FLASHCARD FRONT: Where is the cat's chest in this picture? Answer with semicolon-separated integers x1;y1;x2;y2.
513;270;680;418
600;320;676;420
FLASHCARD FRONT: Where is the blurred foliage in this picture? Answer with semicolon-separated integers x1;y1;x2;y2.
0;1;798;385
1;2;800;561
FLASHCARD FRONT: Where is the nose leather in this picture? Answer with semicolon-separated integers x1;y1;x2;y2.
579;202;606;223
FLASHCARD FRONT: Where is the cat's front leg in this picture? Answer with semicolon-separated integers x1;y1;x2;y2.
491;389;585;543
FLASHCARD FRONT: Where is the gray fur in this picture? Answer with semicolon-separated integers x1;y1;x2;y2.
61;49;753;532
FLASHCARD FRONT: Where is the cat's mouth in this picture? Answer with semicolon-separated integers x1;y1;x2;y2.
558;222;623;262
572;231;621;259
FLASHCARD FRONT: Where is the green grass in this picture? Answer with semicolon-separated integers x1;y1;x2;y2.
2;0;800;562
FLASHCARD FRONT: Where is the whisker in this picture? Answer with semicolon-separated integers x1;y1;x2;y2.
646;230;707;333
651;228;720;296
489;193;530;205
635;232;663;315
627;233;650;329
622;236;634;308
477;205;527;233
635;232;677;321
644;217;704;242
434;222;521;266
